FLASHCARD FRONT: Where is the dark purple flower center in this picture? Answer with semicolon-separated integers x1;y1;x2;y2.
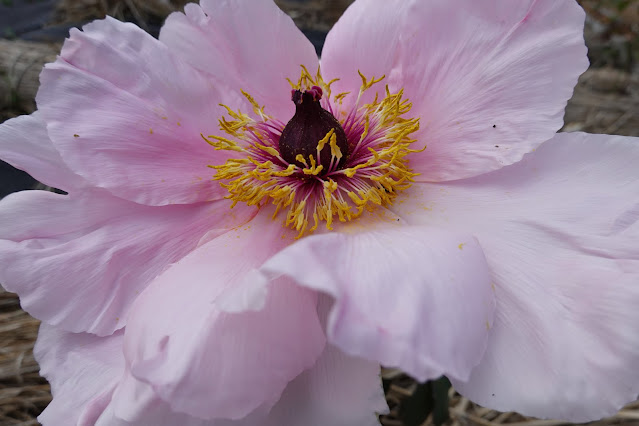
278;86;349;170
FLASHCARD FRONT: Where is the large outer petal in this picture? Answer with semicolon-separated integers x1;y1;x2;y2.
0;188;254;336
261;220;495;382
244;295;387;426
0;113;81;192
257;342;386;426
116;210;326;421
36;325;385;426
322;0;588;182
390;132;639;421
37;17;246;206
159;0;319;119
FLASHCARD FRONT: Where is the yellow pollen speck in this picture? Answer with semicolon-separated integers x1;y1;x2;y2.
177;122;181;126
149;128;153;134
73;134;80;138
206;66;421;237
486;321;491;330
458;243;465;250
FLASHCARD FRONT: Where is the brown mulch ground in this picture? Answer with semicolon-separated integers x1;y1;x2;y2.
0;0;638;425
0;290;49;425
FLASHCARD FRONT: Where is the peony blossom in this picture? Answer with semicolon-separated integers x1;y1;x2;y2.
1;0;639;424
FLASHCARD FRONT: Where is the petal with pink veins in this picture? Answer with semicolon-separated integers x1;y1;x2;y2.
116;210;325;421
159;0;319;120
0;113;81;192
390;132;639;421
322;0;588;181
37;17;248;206
0;189;255;336
261;219;495;383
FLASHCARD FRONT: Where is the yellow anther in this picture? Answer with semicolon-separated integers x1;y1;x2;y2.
323;179;338;192
302;155;324;176
328;132;343;160
316;128;335;153
241;90;267;118
358;70;385;91
255;143;280;157
334;92;350;103
295;154;308;167
273;164;297;177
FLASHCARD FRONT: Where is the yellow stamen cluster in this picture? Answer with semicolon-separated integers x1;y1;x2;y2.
204;67;422;237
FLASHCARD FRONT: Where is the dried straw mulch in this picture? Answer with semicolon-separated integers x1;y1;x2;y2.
0;290;49;425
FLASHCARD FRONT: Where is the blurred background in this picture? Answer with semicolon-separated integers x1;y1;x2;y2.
0;0;637;425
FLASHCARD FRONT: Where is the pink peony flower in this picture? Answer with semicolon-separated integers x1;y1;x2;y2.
1;0;638;424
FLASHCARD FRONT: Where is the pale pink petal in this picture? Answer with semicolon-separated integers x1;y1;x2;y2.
35;324;123;426
322;0;588;181
37;324;383;426
261;220;495;382
107;345;385;426
262;346;386;426
0;189;255;336
159;0;319;119
0;113;81;192
37;17;247;206
35;325;210;426
116;210;325;420
101;369;217;426
109;300;385;426
255;296;387;426
391;132;639;421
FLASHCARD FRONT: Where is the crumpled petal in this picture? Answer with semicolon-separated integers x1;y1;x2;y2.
159;0;319;120
390;132;639;421
37;325;208;426
36;322;385;426
322;0;588;182
0;188;255;336
0;112;81;192
35;324;124;426
116;210;325;421
37;17;246;206
261;217;495;382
